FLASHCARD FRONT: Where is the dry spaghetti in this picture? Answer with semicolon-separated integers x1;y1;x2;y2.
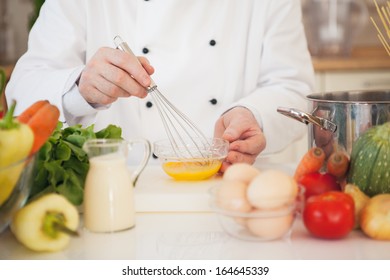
371;0;390;55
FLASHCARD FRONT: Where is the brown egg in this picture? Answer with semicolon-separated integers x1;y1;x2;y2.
216;180;252;213
223;163;260;186
246;169;298;209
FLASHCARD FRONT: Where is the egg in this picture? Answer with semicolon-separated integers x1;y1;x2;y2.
216;180;252;213
162;160;222;180
246;208;294;239
246;169;298;209
223;163;260;185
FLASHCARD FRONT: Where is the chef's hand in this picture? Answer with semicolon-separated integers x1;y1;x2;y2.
214;107;266;173
77;47;154;105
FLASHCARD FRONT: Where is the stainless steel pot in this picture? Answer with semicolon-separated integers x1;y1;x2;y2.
278;90;390;157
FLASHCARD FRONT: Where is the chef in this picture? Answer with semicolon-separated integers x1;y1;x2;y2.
6;0;315;171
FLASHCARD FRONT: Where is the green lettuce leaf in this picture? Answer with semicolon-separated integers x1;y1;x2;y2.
29;122;122;205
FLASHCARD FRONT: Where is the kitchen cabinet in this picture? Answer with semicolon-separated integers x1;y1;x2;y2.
315;70;390;92
312;46;390;92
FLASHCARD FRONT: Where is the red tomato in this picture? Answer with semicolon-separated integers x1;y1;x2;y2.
303;191;355;239
298;172;341;200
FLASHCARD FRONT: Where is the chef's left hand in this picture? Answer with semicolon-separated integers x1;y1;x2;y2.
214;107;266;173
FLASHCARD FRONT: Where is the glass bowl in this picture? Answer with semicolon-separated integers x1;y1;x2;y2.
209;185;304;242
0;154;36;233
153;137;229;180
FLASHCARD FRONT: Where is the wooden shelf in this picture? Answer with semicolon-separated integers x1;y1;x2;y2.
312;46;390;72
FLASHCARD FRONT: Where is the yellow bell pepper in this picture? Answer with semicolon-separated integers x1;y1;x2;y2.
0;101;34;206
11;193;79;252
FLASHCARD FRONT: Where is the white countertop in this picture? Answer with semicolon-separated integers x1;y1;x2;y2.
1;212;390;260
1;162;390;260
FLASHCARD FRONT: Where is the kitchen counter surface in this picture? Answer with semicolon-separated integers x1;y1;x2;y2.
1;212;390;260
1;163;390;260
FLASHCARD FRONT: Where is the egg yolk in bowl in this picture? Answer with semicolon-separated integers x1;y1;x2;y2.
154;137;229;181
162;159;223;180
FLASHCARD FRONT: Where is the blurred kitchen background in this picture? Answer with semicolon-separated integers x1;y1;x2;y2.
1;0;390;162
0;0;383;52
2;0;390;89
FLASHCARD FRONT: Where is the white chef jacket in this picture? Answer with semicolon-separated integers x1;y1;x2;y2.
6;0;315;161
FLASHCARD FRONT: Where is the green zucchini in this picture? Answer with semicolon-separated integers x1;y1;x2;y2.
348;122;390;197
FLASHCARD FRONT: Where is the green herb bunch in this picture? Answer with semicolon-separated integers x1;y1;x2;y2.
29;0;46;30
29;122;122;205
0;68;6;115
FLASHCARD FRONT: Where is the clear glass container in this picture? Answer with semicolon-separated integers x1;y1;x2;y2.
303;0;369;57
0;155;36;233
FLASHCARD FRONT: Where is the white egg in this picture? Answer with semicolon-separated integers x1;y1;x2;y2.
246;208;294;239
223;163;260;185
216;180;252;213
246;169;298;209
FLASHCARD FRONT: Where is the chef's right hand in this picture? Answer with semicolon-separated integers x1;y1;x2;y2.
77;47;154;105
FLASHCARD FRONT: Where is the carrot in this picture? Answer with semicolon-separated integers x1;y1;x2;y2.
17;100;48;123
294;147;326;182
326;151;349;179
17;100;60;155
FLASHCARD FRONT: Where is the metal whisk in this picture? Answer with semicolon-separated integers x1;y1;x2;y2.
113;36;210;160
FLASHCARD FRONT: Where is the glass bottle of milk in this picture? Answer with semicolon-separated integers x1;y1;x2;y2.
83;138;150;233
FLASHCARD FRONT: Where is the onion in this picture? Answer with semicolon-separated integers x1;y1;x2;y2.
360;194;390;240
344;184;370;229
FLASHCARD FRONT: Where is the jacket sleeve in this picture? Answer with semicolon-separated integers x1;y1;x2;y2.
233;0;315;154
5;0;96;124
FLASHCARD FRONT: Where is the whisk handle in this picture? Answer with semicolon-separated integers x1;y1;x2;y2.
113;35;157;89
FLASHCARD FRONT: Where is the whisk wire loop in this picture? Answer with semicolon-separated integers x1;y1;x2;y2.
148;87;210;160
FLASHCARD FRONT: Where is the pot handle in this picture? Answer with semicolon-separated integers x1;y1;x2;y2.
277;107;337;133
